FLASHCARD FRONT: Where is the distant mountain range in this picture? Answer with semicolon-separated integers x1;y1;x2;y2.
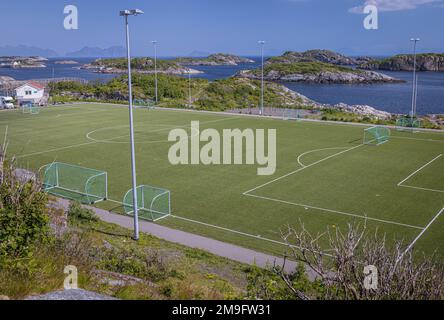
0;45;59;57
65;46;126;58
0;45;127;58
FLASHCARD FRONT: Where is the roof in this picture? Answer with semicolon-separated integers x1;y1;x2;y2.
15;81;45;91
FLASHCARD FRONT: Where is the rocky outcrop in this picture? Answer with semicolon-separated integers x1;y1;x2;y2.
176;53;255;66
360;54;444;72
281;88;391;119
237;68;403;84
330;103;391;119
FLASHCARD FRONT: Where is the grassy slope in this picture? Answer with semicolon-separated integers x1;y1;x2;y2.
0;214;250;299
50;75;308;111
2;104;443;260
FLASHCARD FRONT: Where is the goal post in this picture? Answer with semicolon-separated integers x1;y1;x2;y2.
123;185;171;222
40;162;108;204
22;103;40;114
396;117;421;131
363;126;391;146
283;108;301;121
134;99;156;110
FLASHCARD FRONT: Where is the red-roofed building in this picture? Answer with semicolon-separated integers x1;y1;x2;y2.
15;81;46;106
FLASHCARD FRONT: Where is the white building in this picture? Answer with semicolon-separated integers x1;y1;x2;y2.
15;81;46;106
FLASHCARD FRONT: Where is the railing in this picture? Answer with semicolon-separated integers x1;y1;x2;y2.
0;77;89;91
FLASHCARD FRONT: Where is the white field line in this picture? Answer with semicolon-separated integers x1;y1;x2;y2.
392;136;444;143
85;116;234;144
296;147;348;168
399;207;444;260
168;214;334;258
244;143;364;195
16;116;235;159
244;193;424;230
398;185;444;194
397;154;443;187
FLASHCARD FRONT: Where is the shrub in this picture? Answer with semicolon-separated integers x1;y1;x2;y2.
0;159;50;260
67;202;98;224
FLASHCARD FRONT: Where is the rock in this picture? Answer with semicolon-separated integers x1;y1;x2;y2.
25;289;118;300
330;103;392;119
13;168;36;183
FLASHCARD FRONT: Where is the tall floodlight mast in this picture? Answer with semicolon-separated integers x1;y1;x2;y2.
258;41;266;116
120;8;144;240
152;40;158;104
188;69;192;107
410;38;420;118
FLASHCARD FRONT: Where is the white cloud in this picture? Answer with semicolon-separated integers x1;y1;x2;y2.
349;0;444;13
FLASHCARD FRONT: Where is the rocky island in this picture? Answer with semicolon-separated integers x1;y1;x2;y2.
54;60;79;65
359;53;444;72
236;50;403;84
266;50;358;66
175;53;255;66
237;61;403;84
0;56;47;68
81;57;202;75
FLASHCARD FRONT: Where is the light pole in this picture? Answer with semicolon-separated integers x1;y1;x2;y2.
410;38;420;118
120;9;144;241
258;41;265;116
152;40;158;104
188;69;192;107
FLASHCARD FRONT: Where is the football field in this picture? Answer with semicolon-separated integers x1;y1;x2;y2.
2;103;443;258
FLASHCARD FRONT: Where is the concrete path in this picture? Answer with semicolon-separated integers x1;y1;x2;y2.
56;198;299;274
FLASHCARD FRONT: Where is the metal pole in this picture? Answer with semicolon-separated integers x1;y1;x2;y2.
410;38;419;118
124;15;139;240
153;41;158;104
188;70;192;106
258;41;265;116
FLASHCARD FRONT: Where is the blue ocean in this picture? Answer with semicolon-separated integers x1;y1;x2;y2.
1;57;443;115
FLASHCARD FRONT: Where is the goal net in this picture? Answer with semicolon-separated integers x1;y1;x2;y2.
123;185;171;221
283;108;301;121
40;162;108;204
134;99;156;109
363;126;391;146
22;103;40;114
396;117;421;131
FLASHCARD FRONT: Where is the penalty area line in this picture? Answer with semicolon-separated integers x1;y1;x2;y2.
399;207;444;260
244;143;364;195
397;154;443;187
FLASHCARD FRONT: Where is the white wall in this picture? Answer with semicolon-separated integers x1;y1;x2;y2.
15;85;44;101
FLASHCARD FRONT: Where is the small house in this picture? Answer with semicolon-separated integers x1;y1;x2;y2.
15;81;46;106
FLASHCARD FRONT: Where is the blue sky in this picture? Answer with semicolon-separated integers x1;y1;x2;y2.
1;0;443;56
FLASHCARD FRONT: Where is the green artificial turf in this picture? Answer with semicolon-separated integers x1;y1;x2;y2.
2;103;443;258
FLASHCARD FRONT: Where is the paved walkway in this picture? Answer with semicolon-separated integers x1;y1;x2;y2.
57;199;300;274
